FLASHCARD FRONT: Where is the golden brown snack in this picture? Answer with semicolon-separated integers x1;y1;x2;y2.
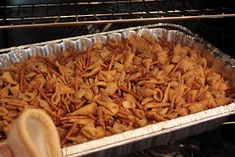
0;34;233;147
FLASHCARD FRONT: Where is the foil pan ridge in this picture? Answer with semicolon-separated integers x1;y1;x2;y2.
0;23;235;157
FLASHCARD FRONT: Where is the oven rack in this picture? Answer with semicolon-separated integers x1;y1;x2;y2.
1;0;235;29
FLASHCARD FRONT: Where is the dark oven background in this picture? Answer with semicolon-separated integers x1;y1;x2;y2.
0;0;235;157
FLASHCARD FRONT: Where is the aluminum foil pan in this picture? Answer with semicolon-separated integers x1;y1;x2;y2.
0;23;235;157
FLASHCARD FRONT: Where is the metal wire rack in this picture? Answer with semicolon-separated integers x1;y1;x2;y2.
1;0;235;29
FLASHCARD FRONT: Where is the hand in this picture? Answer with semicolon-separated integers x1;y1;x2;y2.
0;142;14;157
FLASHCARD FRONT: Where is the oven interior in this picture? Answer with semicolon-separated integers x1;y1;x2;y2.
0;0;235;157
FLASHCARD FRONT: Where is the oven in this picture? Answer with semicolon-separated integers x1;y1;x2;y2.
0;0;235;157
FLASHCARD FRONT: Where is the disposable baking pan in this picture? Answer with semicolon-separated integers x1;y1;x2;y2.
0;23;235;157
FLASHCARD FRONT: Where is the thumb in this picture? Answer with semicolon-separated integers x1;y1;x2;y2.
0;142;14;157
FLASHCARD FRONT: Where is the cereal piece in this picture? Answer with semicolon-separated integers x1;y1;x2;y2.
71;102;97;116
